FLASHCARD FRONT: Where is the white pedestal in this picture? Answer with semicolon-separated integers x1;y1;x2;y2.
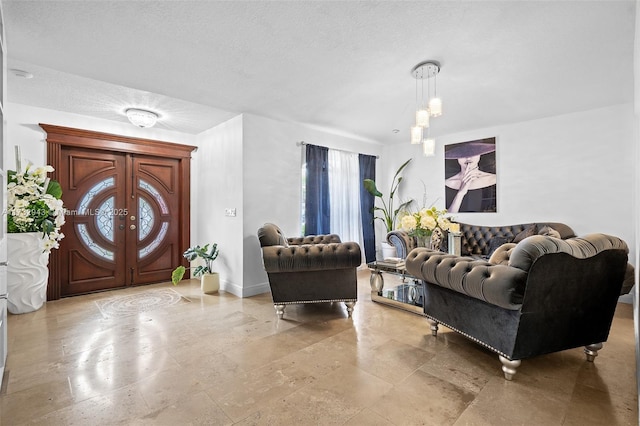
7;233;49;314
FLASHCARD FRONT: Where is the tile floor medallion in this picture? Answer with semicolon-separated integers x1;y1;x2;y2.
95;288;190;318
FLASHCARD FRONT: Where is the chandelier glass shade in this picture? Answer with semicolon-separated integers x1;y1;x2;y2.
428;97;442;117
410;126;423;145
423;137;435;157
415;108;430;128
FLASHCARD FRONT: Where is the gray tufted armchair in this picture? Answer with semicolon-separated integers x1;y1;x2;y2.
257;223;362;319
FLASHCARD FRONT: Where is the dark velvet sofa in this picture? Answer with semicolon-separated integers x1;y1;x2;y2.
257;223;362;319
405;232;633;380
387;221;576;260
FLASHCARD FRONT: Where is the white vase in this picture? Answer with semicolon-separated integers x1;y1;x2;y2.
201;273;220;294
7;233;50;314
380;241;397;260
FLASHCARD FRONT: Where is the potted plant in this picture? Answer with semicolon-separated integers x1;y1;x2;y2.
363;158;414;258
171;243;220;294
6;163;65;314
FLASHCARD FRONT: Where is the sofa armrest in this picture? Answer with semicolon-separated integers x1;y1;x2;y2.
386;230;416;259
261;242;361;273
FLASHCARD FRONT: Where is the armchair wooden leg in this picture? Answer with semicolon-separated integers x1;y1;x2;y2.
344;301;355;318
274;304;286;319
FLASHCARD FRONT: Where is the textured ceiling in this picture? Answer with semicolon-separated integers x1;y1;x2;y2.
4;1;636;143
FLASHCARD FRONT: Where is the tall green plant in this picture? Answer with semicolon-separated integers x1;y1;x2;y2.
363;158;414;232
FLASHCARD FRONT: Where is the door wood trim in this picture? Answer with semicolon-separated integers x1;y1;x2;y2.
40;124;197;158
41;124;196;300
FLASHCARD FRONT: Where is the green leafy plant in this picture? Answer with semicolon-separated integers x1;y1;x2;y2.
363;158;414;232
171;243;219;285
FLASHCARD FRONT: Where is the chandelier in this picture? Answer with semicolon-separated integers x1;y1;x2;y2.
410;60;442;156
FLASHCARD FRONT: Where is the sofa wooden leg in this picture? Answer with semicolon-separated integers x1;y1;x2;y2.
427;319;439;336
584;343;603;362
499;355;521;380
344;301;356;318
274;304;286;319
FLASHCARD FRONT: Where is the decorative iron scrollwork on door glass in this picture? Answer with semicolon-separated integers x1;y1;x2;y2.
76;177;115;260
138;179;170;259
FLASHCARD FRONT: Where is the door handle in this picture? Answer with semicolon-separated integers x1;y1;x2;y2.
130;225;136;230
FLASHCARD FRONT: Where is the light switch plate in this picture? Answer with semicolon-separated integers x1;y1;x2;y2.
225;208;236;217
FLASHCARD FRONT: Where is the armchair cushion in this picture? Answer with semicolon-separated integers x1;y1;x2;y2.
538;225;561;238
487;236;513;258
488;243;517;266
512;224;538;243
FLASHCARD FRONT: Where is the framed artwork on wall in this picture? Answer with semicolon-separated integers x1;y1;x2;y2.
444;137;497;213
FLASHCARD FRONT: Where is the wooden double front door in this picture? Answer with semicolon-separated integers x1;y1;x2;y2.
42;125;195;299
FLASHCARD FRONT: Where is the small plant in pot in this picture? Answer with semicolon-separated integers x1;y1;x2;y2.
171;243;220;294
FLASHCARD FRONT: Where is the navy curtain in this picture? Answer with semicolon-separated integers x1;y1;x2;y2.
359;154;376;263
304;144;330;235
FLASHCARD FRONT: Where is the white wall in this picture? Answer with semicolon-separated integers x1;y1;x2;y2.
6;103;198;170
384;103;637;266
241;113;383;297
6;103;386;299
192;114;244;296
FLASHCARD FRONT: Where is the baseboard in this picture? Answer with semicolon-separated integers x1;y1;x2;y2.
221;279;270;298
242;281;271;298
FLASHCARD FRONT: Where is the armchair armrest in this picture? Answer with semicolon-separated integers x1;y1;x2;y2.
261;242;361;273
386;230;416;259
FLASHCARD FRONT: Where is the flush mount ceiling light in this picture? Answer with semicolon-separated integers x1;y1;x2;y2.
126;108;158;128
410;60;443;150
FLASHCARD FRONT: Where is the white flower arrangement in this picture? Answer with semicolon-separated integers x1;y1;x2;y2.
399;206;451;238
7;164;65;253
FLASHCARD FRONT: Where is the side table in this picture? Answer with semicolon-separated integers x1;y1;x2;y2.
368;261;425;316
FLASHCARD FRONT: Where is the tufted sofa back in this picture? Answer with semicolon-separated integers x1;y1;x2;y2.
459;222;575;256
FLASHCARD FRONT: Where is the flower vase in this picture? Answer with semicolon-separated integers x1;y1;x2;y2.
430;228;444;251
7;233;50;314
416;233;432;248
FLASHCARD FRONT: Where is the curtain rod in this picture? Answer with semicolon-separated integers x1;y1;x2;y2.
297;141;379;159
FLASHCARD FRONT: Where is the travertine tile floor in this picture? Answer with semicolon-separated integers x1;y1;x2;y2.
0;270;637;425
